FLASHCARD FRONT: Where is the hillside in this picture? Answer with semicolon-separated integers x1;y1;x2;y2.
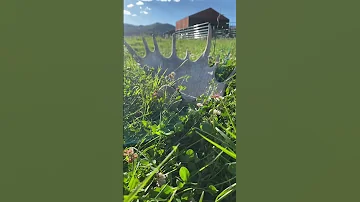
124;23;175;36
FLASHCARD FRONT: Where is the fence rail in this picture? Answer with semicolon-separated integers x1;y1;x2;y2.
165;22;236;39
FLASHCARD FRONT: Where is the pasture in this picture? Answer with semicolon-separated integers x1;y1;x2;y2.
123;36;236;202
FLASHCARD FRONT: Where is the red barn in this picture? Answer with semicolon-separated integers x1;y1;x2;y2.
175;8;230;31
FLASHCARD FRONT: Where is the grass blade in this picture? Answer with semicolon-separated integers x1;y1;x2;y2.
199;191;205;202
215;127;236;150
196;131;236;160
217;124;236;140
215;182;236;202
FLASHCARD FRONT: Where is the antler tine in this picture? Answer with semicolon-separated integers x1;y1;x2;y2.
184;50;190;60
124;40;141;61
202;23;212;58
142;37;151;55
152;34;160;53
170;33;177;58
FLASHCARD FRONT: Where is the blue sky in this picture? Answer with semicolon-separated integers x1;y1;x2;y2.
123;0;236;26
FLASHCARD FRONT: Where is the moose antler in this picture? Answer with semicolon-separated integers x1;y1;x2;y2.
124;23;234;102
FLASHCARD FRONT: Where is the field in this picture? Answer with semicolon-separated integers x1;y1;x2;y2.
123;36;236;202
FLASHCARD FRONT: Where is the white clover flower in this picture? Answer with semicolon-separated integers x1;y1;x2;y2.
213;109;221;115
211;93;224;101
155;172;167;187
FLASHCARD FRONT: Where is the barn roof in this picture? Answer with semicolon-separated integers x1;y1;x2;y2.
188;8;229;21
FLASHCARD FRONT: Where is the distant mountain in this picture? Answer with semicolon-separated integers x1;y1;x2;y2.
124;23;175;36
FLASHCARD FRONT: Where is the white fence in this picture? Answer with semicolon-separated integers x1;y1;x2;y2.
165;22;236;39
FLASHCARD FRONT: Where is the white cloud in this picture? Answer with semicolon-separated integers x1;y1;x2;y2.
142;0;153;1
136;1;144;5
124;10;131;15
127;4;134;8
140;11;149;14
132;14;137;16
174;0;180;2
145;6;151;10
140;6;142;9
157;0;169;2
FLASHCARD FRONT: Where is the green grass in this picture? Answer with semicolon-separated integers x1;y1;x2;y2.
124;36;236;62
123;36;236;202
